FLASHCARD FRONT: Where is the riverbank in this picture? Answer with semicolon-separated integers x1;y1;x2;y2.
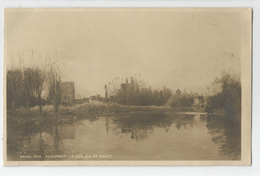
9;102;195;118
6;102;196;131
8;102;239;130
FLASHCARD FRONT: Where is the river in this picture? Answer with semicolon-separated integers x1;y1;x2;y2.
7;110;241;161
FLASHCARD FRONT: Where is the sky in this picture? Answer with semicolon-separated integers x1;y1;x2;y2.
5;8;242;98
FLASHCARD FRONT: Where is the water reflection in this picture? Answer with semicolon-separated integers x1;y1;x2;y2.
174;115;197;130
107;113;175;141
7;111;241;160
106;117;109;135
206;114;241;160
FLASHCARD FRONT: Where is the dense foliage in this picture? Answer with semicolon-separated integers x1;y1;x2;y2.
107;76;172;106
169;93;194;108
206;72;241;118
6;64;61;114
7;68;47;110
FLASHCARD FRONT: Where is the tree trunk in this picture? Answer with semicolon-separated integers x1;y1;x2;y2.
55;106;58;114
39;105;42;114
27;101;29;109
27;101;30;114
39;94;42;114
11;101;15;110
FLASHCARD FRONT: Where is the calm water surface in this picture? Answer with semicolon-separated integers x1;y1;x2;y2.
7;111;241;160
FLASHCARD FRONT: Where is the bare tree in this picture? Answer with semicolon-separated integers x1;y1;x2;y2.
34;65;47;114
106;77;121;98
104;84;108;102
7;69;23;109
48;65;62;115
22;67;35;111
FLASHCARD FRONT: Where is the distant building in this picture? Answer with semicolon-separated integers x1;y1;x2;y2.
121;83;128;91
90;94;103;102
192;95;207;112
83;97;90;103
121;81;132;91
176;89;182;96
75;97;90;104
75;99;84;104
61;82;75;106
121;77;140;92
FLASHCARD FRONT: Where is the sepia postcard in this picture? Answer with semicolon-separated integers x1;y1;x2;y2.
3;8;252;166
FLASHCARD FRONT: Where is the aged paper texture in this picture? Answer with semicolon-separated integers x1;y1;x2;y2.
3;8;252;166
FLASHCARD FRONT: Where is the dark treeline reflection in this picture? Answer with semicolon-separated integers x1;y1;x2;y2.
7;112;240;161
108;113;198;141
206;114;241;160
7;112;81;160
109;113;175;141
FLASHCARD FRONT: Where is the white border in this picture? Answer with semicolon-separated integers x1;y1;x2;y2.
0;0;259;175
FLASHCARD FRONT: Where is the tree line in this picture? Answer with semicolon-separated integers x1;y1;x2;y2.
7;51;241;117
105;75;194;107
105;71;241;117
169;92;194;108
7;57;63;114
